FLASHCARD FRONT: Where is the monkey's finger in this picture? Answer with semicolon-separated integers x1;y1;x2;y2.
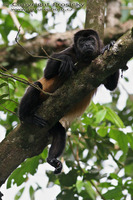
59;61;74;77
33;114;47;127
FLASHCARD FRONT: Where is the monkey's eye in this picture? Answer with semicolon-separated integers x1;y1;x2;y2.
78;38;86;44
87;37;95;44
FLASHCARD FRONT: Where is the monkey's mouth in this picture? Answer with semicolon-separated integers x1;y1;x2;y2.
84;49;94;56
83;46;94;53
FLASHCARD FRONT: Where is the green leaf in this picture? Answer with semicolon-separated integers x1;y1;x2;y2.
0;83;8;88
0;24;8;43
125;181;133;195
84;168;100;181
0;94;8;100
84;181;96;200
8;79;16;90
29;186;35;200
95;109;107;124
97;127;108;137
40;148;48;160
125;163;133;177
76;180;84;193
87;125;96;137
7;156;40;188
15;187;25;200
127;133;133;150
99;182;112;188
106;107;125;128
103;186;123;199
65;160;75;168
109;129;128;155
59;169;78;187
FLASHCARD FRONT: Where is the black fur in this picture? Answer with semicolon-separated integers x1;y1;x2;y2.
44;54;74;79
19;81;46;127
19;29;119;174
47;122;66;174
44;29;101;80
101;40;119;90
104;70;119;91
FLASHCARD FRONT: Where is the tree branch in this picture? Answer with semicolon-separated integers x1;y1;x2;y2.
0;30;77;69
0;28;133;187
0;22;133;69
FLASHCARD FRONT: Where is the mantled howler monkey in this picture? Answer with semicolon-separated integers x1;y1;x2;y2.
19;29;119;174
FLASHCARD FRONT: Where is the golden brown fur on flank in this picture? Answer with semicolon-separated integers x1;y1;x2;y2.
38;77;97;128
60;89;97;128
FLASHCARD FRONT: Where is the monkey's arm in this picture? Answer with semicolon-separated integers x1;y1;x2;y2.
44;53;74;79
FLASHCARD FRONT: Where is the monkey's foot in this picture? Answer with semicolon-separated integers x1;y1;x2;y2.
47;158;62;174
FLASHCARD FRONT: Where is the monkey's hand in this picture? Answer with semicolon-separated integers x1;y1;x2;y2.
58;55;75;78
45;54;75;79
101;40;115;54
21;114;47;128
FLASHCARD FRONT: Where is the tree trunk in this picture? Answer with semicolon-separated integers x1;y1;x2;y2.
106;0;121;27
85;0;105;39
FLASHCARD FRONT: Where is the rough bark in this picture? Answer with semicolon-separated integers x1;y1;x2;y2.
106;0;121;27
85;0;105;39
0;28;133;187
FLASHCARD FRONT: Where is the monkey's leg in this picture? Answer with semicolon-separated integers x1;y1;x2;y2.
47;122;66;174
104;70;119;91
19;81;47;127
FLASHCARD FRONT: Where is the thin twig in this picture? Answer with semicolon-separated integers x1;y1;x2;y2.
7;99;18;105
15;27;47;59
15;25;63;63
41;47;63;62
0;104;18;116
0;66;52;96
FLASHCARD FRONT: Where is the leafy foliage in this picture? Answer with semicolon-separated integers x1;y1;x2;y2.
6;94;133;199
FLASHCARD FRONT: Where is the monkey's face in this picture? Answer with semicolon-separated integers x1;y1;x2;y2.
76;36;99;61
74;29;101;62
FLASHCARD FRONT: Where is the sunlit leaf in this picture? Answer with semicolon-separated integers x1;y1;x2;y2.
15;187;25;200
109;129;128;155
106;107;125;128
95;109;107;124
